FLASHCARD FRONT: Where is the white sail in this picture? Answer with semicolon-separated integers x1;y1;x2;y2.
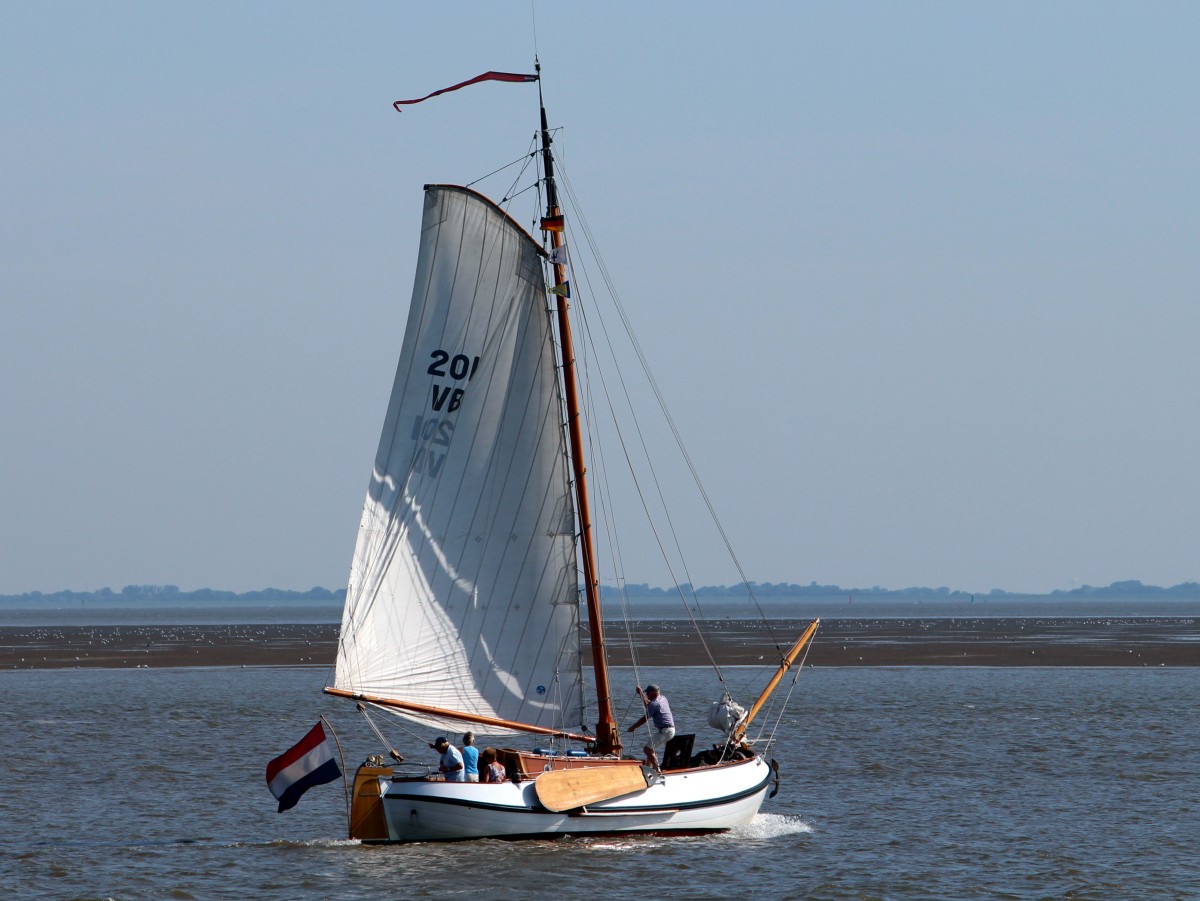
334;185;584;736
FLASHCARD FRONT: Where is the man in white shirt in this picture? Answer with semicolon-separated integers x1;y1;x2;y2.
430;736;465;781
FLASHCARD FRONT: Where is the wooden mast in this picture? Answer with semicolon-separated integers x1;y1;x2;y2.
536;67;621;756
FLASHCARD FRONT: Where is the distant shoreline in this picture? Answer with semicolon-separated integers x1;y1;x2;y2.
3;577;1198;608
4;595;1200;631
1;617;1195;671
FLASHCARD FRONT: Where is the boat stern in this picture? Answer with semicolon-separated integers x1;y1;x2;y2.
349;763;393;841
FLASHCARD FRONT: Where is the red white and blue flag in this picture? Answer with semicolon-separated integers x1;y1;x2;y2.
266;722;341;813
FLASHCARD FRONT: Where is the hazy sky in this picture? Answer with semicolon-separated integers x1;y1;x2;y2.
3;2;1197;596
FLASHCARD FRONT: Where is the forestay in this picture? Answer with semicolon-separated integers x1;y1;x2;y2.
333;185;585;736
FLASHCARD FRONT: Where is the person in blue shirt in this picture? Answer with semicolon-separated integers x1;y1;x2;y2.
461;731;480;782
626;683;675;769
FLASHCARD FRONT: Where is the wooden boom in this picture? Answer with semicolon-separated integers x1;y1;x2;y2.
323;687;595;743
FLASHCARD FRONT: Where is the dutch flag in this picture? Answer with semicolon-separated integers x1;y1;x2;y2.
266;721;342;812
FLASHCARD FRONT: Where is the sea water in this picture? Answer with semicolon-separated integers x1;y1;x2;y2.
2;665;1197;900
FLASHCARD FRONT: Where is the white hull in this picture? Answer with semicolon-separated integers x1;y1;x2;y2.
374;755;774;843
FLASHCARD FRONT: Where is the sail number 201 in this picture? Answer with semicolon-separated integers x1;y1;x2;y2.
408;348;479;478
425;349;481;414
427;350;480;381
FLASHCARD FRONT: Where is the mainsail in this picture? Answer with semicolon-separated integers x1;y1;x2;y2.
333;185;585;736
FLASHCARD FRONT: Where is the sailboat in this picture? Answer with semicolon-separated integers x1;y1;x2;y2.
323;69;818;843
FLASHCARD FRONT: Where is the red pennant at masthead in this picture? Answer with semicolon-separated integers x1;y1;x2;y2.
394;71;538;111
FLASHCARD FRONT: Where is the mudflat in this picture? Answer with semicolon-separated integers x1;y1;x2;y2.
1;617;1195;670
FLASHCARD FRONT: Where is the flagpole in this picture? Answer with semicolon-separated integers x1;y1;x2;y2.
320;715;351;836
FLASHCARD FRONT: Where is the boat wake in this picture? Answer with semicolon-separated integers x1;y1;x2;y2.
723;813;814;840
579;813;812;850
251;838;362;850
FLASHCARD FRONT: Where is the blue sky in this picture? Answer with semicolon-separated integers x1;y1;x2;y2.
3;2;1197;595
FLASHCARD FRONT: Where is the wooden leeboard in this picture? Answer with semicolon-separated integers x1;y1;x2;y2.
534;764;651;812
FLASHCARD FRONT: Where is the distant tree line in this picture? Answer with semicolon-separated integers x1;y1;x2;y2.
0;584;347;604
1046;579;1200;598
3;578;1197;606
609;579;1200;599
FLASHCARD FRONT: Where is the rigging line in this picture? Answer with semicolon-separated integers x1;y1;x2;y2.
499;135;540;206
530;154;645;720
358;701;421;752
616;696;642;732
553;161;711;616
573;314;666;702
533;277;593;685
562;212;726;685
560;231;649;693
556;163;786;655
322;642;340;693
560;178;737;626
551;138;723;699
566;270;722;688
566;327;653;722
500;180;542;207
553;153;775;643
556;169;729;683
525;211;593;735
558;173;709;618
543;247;647;738
579;403;653;710
580;371;644;692
464;149;538;192
530;6;540;62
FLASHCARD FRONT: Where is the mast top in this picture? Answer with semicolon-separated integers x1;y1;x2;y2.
536;63;560;214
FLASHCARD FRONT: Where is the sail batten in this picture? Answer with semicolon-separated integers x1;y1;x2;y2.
334;185;584;737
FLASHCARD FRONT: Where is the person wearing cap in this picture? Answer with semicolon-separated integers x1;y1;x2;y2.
429;736;465;781
626;683;675;769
